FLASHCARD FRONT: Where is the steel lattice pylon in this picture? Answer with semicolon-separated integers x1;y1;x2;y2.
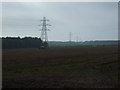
39;16;51;49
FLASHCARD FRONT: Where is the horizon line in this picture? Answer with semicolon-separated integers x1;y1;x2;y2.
0;36;119;42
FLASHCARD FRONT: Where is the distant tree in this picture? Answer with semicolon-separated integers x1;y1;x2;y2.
2;37;43;49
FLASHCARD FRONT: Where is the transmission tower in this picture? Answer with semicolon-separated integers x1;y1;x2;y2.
39;16;51;48
69;32;72;42
76;35;79;42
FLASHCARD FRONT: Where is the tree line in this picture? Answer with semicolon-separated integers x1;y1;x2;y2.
2;37;43;49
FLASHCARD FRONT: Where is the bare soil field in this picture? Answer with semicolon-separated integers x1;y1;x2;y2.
2;46;118;88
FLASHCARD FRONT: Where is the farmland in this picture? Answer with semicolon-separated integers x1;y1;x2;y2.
2;46;118;88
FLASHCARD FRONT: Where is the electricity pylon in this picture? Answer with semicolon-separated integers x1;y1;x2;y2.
69;32;72;43
39;16;51;49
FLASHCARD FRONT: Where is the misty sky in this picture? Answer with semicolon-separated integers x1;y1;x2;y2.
2;2;118;41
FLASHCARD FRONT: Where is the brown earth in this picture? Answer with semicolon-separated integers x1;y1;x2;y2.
2;46;118;88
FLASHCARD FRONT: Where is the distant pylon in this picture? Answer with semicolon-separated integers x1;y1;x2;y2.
76;35;79;42
39;16;51;48
69;32;72;42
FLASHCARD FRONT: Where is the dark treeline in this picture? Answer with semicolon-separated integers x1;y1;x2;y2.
2;37;43;49
1;37;119;49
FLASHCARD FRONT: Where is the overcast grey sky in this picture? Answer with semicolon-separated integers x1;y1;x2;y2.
2;2;118;41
